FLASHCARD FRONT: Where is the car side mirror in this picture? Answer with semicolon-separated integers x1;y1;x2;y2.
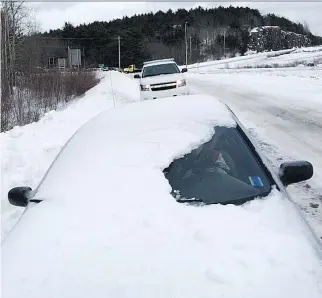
181;68;188;73
134;74;141;78
279;161;313;187
8;187;33;207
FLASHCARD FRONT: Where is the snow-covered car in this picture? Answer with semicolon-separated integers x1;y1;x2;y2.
134;58;189;100
2;94;322;298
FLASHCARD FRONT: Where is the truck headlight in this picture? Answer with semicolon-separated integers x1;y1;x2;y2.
140;84;150;91
177;79;186;87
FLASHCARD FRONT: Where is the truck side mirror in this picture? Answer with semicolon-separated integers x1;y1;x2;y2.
8;187;32;207
279;161;313;186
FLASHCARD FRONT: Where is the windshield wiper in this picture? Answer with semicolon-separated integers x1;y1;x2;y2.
175;190;271;206
144;74;162;78
176;198;204;203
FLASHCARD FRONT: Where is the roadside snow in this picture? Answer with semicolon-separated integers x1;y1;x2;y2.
186;45;322;70
2;95;322;298
294;45;322;53
1;71;139;239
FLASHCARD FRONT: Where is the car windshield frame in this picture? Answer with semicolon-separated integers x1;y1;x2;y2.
163;125;275;206
142;63;180;78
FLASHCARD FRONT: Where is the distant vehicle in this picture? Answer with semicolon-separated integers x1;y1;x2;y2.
101;67;123;72
123;64;141;73
307;62;315;67
134;58;189;101
3;94;322;298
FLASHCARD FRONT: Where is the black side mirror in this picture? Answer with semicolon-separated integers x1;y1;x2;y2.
181;68;188;73
134;74;140;79
8;187;33;207
279;161;313;187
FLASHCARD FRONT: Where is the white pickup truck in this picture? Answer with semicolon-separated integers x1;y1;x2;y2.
134;58;189;101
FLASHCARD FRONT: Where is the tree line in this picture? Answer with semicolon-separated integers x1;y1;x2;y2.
1;1;99;132
41;6;322;67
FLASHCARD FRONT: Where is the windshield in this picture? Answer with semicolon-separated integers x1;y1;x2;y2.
164;126;272;205
142;63;180;78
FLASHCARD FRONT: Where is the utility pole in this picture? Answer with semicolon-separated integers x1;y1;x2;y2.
223;30;226;57
68;45;70;68
185;21;188;69
118;36;121;69
189;36;192;63
83;46;85;69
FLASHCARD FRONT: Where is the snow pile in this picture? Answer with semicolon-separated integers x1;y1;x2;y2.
1;71;139;239
187;45;322;70
29;95;236;202
250;27;259;33
250;25;280;34
294;45;322;53
2;95;322;298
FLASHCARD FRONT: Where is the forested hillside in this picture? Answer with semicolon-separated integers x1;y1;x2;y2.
41;6;322;67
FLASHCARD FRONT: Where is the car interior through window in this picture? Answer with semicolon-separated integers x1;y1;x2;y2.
164;126;273;205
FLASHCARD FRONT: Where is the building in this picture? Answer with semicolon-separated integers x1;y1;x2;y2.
67;47;82;68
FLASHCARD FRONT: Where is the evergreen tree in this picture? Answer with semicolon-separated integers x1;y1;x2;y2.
40;6;321;66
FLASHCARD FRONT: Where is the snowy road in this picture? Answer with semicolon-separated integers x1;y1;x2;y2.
187;69;322;238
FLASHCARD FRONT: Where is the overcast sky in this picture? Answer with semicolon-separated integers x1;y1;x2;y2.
31;2;322;36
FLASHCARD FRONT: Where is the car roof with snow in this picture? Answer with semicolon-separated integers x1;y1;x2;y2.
3;94;322;298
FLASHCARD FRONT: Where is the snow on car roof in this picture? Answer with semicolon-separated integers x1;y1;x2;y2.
2;94;322;298
143;58;174;65
143;59;178;67
34;94;236;200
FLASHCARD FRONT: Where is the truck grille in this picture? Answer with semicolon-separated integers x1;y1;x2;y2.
150;81;177;91
151;85;176;91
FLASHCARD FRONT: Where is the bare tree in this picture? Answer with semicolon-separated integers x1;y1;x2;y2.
1;1;29;92
1;1;100;132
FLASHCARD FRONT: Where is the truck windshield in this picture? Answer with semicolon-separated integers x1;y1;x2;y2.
142;63;180;78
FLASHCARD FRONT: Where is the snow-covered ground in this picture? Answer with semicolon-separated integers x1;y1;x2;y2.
187;67;322;238
1;71;140;239
188;45;322;70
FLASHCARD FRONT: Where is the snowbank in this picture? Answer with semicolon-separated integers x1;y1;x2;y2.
1;71;139;239
294;45;322;53
187;45;322;70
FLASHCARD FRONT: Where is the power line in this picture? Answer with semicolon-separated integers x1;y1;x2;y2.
27;36;96;40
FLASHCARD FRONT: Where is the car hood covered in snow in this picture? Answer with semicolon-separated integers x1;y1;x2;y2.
140;73;185;85
2;95;322;298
